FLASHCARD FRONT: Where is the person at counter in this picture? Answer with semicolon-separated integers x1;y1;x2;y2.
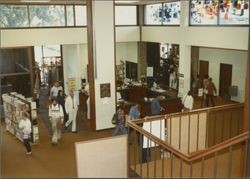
151;96;164;116
129;103;140;120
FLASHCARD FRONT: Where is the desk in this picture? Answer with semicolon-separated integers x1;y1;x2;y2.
118;85;182;116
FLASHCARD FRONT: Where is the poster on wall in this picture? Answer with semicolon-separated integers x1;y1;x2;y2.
68;77;76;91
100;83;111;98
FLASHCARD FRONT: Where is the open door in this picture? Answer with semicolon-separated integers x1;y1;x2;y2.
219;63;232;100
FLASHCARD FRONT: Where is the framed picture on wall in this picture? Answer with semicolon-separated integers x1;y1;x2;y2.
100;83;111;98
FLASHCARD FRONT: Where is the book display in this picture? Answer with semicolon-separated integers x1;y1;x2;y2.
2;92;39;144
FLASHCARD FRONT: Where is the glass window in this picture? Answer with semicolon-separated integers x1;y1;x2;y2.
42;45;61;57
66;5;74;26
162;1;181;25
115;6;137;25
144;3;162;25
75;5;87;26
0;5;29;28
219;0;249;25
29;5;65;27
190;0;218;25
0;48;30;74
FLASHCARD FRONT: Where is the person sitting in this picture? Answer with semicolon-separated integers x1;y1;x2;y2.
112;106;127;136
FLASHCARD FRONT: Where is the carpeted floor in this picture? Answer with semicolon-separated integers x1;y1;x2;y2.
39;88;89;135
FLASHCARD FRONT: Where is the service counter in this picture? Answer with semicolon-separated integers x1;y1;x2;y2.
117;85;182;116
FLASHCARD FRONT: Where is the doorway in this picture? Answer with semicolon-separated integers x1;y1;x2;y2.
219;63;232;101
199;60;209;78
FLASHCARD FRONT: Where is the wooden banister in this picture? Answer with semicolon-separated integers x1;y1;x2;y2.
127;121;190;162
128;121;249;163
189;131;249;162
132;103;244;125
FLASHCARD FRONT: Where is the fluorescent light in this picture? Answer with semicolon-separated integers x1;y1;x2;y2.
115;0;138;3
21;0;50;2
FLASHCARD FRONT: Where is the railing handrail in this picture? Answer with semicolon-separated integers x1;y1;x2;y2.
128;121;190;161
132;103;244;125
127;122;249;163
189;131;249;162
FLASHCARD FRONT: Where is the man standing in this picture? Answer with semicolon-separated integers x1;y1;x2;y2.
65;90;78;132
19;112;32;155
129;103;140;120
50;81;63;100
49;98;64;144
151;96;164;116
82;83;90;120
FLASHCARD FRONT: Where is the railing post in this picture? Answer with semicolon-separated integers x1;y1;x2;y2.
227;146;232;177
197;113;200;152
127;126;130;177
162;146;165;178
201;157;205;178
170;152;173;178
213;151;218;177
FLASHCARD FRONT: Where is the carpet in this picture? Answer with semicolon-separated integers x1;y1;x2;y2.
38;89;89;135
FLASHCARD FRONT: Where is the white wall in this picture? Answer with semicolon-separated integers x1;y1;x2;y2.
93;1;116;130
199;48;248;102
116;42;138;64
62;44;88;96
116;26;140;42
0;28;87;47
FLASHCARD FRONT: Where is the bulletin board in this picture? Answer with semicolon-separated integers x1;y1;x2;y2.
68;77;76;91
75;135;128;178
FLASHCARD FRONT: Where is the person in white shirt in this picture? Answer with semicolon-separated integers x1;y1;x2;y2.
182;90;194;111
49;98;64;144
65;89;78;132
50;81;63;100
18;112;32;155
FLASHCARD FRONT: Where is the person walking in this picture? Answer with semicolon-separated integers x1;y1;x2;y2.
65;89;78;133
112;106;127;136
206;78;217;107
49;98;64;144
18;112;32;155
57;90;68;124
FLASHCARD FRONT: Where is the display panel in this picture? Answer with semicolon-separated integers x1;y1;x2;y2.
219;0;249;25
190;0;218;25
162;1;181;25
144;3;162;25
0;48;30;74
115;6;137;25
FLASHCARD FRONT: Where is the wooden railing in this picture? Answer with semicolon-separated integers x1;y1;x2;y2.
127;103;249;178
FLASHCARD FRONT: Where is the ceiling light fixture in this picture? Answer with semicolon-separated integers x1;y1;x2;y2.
21;0;50;2
115;0;138;3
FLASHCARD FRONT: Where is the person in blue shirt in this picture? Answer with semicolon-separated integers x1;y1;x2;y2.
129;103;140;120
151;96;164;116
